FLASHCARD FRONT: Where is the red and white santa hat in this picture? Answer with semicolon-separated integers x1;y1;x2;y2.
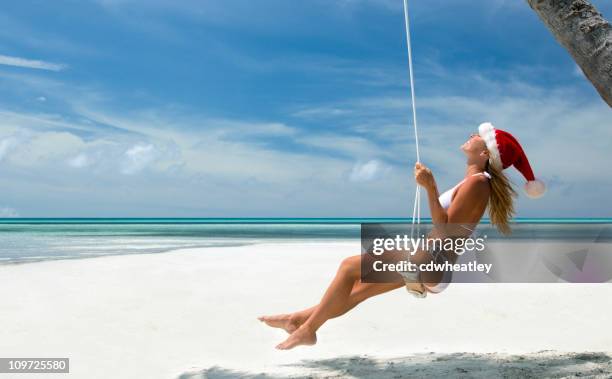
478;122;546;198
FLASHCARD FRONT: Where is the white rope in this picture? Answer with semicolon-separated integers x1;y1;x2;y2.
403;0;421;236
403;0;420;164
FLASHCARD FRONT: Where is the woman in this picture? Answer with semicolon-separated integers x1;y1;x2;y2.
259;122;545;350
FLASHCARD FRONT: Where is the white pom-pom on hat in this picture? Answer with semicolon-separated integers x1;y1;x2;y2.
524;179;546;198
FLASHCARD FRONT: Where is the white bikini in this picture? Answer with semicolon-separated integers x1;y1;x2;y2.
438;171;492;210
403;171;491;297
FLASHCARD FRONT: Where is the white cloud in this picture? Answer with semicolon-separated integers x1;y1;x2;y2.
68;153;91;168
0;59;608;216
0;54;66;71
0;135;20;161
0;109;102;135
350;159;390;182
0;207;19;218
298;134;384;159
211;120;297;139
292;107;352;119
6;131;85;167
121;143;157;174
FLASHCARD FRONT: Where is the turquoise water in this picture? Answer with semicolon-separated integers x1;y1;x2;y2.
0;219;610;264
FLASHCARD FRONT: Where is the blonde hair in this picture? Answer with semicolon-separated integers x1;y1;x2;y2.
486;160;517;235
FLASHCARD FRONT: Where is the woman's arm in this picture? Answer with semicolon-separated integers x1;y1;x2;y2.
414;163;448;226
425;183;448;226
414;163;489;232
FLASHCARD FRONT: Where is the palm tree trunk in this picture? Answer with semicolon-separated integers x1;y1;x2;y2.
527;0;612;107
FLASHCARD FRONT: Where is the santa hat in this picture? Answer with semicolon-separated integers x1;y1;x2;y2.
478;122;546;198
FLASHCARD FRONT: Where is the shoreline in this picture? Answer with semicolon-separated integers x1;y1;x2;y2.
0;239;356;266
1;241;611;378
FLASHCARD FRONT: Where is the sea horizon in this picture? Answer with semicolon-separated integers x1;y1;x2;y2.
1;217;611;224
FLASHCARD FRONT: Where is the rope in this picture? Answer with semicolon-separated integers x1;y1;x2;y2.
402;0;421;237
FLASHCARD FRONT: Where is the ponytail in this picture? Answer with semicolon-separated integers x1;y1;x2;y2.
486;160;517;235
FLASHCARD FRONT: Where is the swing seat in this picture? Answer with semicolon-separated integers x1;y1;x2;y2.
399;268;428;298
407;287;427;298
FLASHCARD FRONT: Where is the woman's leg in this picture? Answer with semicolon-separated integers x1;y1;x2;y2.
274;255;404;350
260;250;421;333
259;277;403;333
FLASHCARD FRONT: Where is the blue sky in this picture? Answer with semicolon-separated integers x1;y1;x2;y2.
0;0;610;217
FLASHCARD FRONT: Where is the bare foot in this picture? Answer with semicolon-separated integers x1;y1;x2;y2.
257;314;301;334
275;325;317;350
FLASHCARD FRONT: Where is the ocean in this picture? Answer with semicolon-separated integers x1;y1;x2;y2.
1;218;611;264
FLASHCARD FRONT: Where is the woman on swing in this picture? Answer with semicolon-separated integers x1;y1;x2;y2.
259;122;545;350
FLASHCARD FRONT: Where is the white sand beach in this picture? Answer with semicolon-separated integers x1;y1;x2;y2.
1;241;611;378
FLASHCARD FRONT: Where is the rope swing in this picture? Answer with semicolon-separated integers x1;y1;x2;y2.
402;0;422;236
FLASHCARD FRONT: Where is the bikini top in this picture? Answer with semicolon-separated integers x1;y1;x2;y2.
438;171;491;210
